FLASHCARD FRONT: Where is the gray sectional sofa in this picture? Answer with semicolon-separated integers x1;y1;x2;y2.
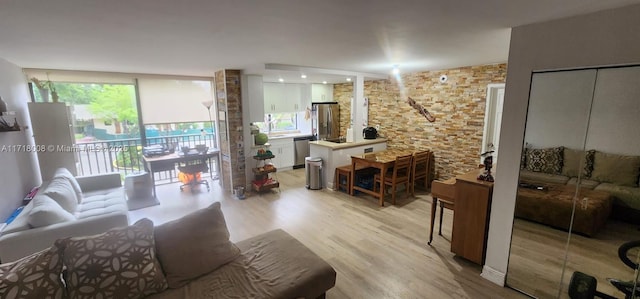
519;146;640;223
0;168;129;262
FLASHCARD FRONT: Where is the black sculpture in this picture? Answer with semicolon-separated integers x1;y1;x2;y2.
477;150;494;182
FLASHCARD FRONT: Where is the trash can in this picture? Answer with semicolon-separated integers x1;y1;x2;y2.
124;172;153;200
233;186;246;199
305;157;323;190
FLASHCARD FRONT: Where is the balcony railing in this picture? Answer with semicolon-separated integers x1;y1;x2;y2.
75;133;218;183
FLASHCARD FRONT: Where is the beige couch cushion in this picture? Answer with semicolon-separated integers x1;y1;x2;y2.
0;245;65;298
566;178;601;190
591;152;640;187
562;148;596;178
154;202;240;289
519;170;570;185
55;218;167;298
146;229;337;299
42;177;78;214
27;194;76;228
595;183;640;210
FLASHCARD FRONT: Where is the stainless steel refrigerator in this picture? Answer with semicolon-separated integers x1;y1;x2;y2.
312;102;340;141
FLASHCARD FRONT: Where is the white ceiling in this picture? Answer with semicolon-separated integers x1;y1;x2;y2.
1;0;639;83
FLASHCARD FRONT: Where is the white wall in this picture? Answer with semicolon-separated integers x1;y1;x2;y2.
524;67;640;155
586;66;640;156
0;58;40;220
524;70;595;149
482;4;640;285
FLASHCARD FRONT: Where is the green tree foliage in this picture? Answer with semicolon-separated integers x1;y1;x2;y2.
115;145;141;170
54;83;101;104
88;85;138;134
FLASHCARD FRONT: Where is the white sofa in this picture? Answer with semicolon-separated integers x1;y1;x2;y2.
0;170;129;262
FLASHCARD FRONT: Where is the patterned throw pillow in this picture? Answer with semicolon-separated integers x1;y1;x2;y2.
525;146;564;174
584;150;596;178
0;245;65;299
520;143;530;170
56;218;167;299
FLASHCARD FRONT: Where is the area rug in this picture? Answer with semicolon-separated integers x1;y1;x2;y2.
127;196;160;211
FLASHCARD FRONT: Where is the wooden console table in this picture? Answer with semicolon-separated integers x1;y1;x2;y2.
451;168;494;265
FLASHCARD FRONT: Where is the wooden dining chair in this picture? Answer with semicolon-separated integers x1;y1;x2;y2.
428;177;456;245
374;154;413;204
410;150;431;196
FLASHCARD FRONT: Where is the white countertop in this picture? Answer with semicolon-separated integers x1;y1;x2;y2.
310;138;387;150
267;133;313;140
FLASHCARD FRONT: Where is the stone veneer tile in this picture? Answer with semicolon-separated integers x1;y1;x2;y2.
333;63;507;180
215;69;245;191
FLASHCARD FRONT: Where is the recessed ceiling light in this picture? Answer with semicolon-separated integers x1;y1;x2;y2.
278;78;284;82
301;74;307;79
322;81;327;84
346;78;352;82
392;65;400;75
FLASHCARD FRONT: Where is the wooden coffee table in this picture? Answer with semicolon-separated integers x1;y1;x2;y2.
515;183;612;237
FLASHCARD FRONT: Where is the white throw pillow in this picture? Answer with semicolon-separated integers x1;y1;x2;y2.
28;195;76;228
42;177;78;213
54;168;83;203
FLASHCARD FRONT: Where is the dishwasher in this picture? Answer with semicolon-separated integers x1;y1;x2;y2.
293;136;313;169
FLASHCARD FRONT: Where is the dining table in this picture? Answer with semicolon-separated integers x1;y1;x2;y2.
350;148;416;206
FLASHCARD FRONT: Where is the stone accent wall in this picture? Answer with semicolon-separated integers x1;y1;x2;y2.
215;69;246;191
334;63;507;179
333;83;353;138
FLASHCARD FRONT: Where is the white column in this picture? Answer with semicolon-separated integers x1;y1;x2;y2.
352;75;366;142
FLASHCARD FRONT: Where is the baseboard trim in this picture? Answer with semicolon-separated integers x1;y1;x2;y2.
481;265;505;286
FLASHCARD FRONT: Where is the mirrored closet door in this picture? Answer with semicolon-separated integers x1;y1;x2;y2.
507;65;640;299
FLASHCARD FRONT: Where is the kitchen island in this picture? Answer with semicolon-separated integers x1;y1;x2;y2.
309;138;387;190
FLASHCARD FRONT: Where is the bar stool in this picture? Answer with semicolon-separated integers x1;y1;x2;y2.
428;177;457;245
335;165;352;194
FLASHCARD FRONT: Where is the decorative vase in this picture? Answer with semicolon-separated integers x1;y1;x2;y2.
38;88;50;102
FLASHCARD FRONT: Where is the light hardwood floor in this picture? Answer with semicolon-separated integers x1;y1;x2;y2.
130;169;527;299
508;217;640;299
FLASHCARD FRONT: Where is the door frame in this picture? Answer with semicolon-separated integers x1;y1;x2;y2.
481;83;506;163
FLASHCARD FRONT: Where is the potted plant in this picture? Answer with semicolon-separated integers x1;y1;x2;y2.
29;77;58;102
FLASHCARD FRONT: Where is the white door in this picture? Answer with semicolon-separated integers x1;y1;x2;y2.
492;88;505;160
482;84;505;163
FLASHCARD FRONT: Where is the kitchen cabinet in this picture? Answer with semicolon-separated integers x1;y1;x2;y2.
243;75;264;123
268;138;295;169
263;83;302;113
299;84;312;111
284;84;303;111
311;83;333;102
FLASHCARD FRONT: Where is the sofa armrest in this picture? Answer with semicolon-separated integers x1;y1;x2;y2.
0;212;129;263
77;173;122;192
